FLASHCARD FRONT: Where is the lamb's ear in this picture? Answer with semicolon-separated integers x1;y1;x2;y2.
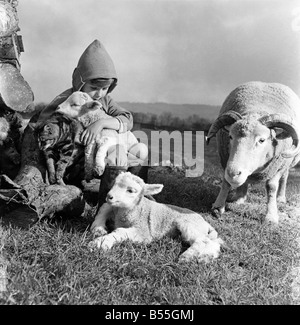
143;184;164;196
86;101;102;110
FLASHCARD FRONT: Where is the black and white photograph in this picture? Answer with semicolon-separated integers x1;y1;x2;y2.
0;0;300;307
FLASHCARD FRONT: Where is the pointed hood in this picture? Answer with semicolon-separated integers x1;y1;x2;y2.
72;40;118;93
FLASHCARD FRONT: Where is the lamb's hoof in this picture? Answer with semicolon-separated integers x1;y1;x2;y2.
88;240;99;251
277;196;286;204
88;237;111;251
197;254;215;263
211;206;225;218
94;166;105;177
91;226;107;238
232;197;247;205
265;213;279;225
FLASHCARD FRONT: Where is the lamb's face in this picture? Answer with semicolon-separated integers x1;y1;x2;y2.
106;172;164;209
56;91;100;118
106;173;144;209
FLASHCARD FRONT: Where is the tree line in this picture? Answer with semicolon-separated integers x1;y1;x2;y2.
34;103;212;132
131;111;212;131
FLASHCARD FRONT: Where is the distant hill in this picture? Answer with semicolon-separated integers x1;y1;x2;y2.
119;102;220;122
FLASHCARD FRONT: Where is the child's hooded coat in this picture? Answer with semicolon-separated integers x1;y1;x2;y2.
39;40;132;132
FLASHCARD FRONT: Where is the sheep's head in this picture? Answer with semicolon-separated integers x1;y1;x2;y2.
207;111;300;188
56;91;102;118
106;172;163;209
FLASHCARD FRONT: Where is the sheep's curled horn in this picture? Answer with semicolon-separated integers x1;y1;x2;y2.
206;111;300;159
259;114;300;158
206;111;242;144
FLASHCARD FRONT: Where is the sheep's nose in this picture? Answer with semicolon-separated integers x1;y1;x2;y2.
227;169;242;179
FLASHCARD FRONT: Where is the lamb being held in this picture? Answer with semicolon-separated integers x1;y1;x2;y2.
56;91;139;179
89;172;224;262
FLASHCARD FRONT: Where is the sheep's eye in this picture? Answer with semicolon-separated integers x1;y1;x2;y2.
229;135;233;140
258;138;265;144
127;188;136;194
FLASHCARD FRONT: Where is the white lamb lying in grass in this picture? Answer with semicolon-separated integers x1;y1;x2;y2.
89;172;223;262
56;91;139;180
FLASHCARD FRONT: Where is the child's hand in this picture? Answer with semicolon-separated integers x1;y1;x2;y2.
80;120;104;146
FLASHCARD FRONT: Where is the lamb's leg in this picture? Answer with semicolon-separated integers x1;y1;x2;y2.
85;141;96;181
89;227;144;251
94;137;117;176
176;216;222;262
265;173;281;224
212;176;231;214
277;170;288;204
90;203;112;236
179;238;222;263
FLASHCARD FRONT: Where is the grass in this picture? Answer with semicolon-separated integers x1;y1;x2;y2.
0;138;300;305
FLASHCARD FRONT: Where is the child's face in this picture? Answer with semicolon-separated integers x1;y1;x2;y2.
82;82;110;100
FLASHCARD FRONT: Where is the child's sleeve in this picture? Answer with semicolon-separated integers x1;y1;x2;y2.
104;96;133;133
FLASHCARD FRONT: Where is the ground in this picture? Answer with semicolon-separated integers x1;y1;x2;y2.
0;136;299;305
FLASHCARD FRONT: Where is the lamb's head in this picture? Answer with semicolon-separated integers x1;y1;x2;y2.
56;91;102;118
106;172;163;209
207;111;300;188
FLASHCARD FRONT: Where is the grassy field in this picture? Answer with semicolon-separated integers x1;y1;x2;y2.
0;137;300;305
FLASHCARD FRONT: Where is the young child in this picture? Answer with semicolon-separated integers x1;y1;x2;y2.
38;39;149;203
39;39;148;166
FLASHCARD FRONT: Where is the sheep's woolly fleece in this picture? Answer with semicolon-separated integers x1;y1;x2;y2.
220;81;300;118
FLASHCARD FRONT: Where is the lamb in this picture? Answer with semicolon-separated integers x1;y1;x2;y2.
206;81;300;224
56;91;139;180
89;172;223;262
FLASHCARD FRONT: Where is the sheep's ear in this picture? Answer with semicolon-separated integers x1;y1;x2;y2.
143;184;164;196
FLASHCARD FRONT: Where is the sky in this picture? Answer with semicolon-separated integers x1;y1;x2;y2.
15;0;300;105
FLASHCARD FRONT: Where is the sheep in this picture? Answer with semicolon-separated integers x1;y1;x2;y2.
56;91;139;180
206;81;300;224
89;172;223;262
